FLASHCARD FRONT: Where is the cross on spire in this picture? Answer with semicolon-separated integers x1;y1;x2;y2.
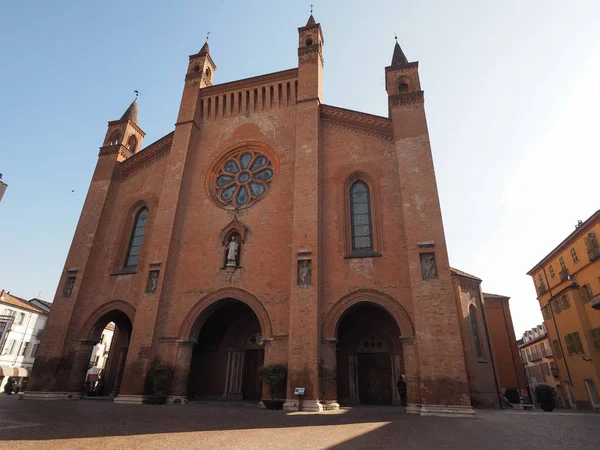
134;90;139;98
310;4;314;14
206;31;211;41
394;33;397;41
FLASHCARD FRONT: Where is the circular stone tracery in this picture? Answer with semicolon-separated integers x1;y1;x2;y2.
207;143;278;210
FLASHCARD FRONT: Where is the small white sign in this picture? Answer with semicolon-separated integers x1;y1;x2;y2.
294;387;305;396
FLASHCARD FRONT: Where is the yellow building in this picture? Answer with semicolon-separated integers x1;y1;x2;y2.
527;209;600;410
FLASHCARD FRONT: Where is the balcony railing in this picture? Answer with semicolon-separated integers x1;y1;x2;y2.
591;293;600;310
559;268;570;282
588;247;600;262
538;284;547;295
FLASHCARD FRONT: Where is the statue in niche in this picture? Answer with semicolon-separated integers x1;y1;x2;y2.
63;277;75;297
298;260;312;286
226;235;240;267
420;253;438;280
146;270;159;294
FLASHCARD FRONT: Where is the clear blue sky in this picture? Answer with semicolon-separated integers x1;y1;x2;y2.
1;0;599;336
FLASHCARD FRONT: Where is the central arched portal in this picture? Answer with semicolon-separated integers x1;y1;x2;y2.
187;300;264;401
336;303;403;405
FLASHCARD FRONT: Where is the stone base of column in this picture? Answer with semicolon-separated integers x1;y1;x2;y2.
283;399;324;412
166;396;189;404
21;391;83;401
322;400;340;410
113;394;147;404
406;403;476;418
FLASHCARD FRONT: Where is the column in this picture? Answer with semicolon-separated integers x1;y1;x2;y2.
320;339;339;410
224;351;245;400
65;339;96;396
168;341;195;403
110;347;128;396
401;338;421;405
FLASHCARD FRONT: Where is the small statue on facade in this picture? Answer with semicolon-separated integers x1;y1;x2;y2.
420;253;438;280
298;259;312;286
63;277;75;298
226;235;239;267
146;270;159;294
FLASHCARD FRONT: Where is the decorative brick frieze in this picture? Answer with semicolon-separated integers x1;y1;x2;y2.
321;105;393;141
389;91;425;107
98;144;133;159
121;132;174;178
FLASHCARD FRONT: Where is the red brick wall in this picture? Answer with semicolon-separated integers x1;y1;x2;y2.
484;297;527;392
29;20;475;408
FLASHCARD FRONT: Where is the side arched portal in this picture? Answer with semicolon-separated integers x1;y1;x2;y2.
322;290;416;407
68;301;135;397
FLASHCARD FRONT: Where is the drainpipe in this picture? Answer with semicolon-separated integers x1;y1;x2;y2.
12;310;33;367
541;266;573;387
480;291;503;408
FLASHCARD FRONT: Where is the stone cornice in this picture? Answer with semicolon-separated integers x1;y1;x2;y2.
121;131;174;179
189;52;216;70
320;105;393;141
98;144;133;159
389;91;425;108
298;44;324;65
199;68;298;97
385;61;419;73
185;72;212;86
107;119;146;137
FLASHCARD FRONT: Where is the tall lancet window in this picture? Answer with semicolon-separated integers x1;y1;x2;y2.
469;305;483;358
125;207;149;268
350;181;373;251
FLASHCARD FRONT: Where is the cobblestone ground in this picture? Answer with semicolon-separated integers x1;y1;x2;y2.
1;395;598;449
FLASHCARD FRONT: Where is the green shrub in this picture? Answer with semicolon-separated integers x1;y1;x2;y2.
257;364;287;399
147;364;172;396
535;384;557;412
505;387;520;404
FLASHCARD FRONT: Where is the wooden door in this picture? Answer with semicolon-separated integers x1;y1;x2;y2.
242;350;264;400
357;353;392;405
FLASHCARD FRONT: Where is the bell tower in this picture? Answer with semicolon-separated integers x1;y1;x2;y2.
297;13;324;102
102;98;146;159
387;40;472;412
186;40;216;89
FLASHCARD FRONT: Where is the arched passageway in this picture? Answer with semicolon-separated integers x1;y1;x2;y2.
187;300;264;401
336;303;403;405
69;306;134;397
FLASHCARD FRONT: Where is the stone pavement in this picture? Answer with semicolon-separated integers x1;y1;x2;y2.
1;395;599;449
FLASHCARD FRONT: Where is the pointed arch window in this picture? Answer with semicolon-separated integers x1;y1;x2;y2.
124;207;149;268
350;181;373;251
469;305;483;358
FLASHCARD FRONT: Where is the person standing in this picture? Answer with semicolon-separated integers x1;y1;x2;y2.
397;374;407;406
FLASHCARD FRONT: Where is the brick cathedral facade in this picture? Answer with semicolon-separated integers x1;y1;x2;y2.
26;15;504;415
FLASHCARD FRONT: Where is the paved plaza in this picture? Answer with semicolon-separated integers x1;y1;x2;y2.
1;396;599;449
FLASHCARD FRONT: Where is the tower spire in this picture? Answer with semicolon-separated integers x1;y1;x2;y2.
120;97;138;123
391;39;408;66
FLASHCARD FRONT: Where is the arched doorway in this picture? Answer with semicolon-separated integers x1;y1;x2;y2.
336;303;403;405
187;300;265;401
68;303;134;397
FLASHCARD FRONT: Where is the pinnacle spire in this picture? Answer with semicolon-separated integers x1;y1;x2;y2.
120;98;138;123
391;41;408;66
306;14;317;26
199;40;210;55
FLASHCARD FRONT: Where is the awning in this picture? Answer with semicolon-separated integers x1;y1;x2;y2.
0;365;29;377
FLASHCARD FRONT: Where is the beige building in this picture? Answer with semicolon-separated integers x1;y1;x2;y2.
527;210;600;409
518;324;569;408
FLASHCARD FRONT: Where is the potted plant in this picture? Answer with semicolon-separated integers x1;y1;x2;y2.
504;387;522;409
146;364;172;405
258;364;287;410
535;384;557;412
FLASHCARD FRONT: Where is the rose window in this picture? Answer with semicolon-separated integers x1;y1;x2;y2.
209;145;278;209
